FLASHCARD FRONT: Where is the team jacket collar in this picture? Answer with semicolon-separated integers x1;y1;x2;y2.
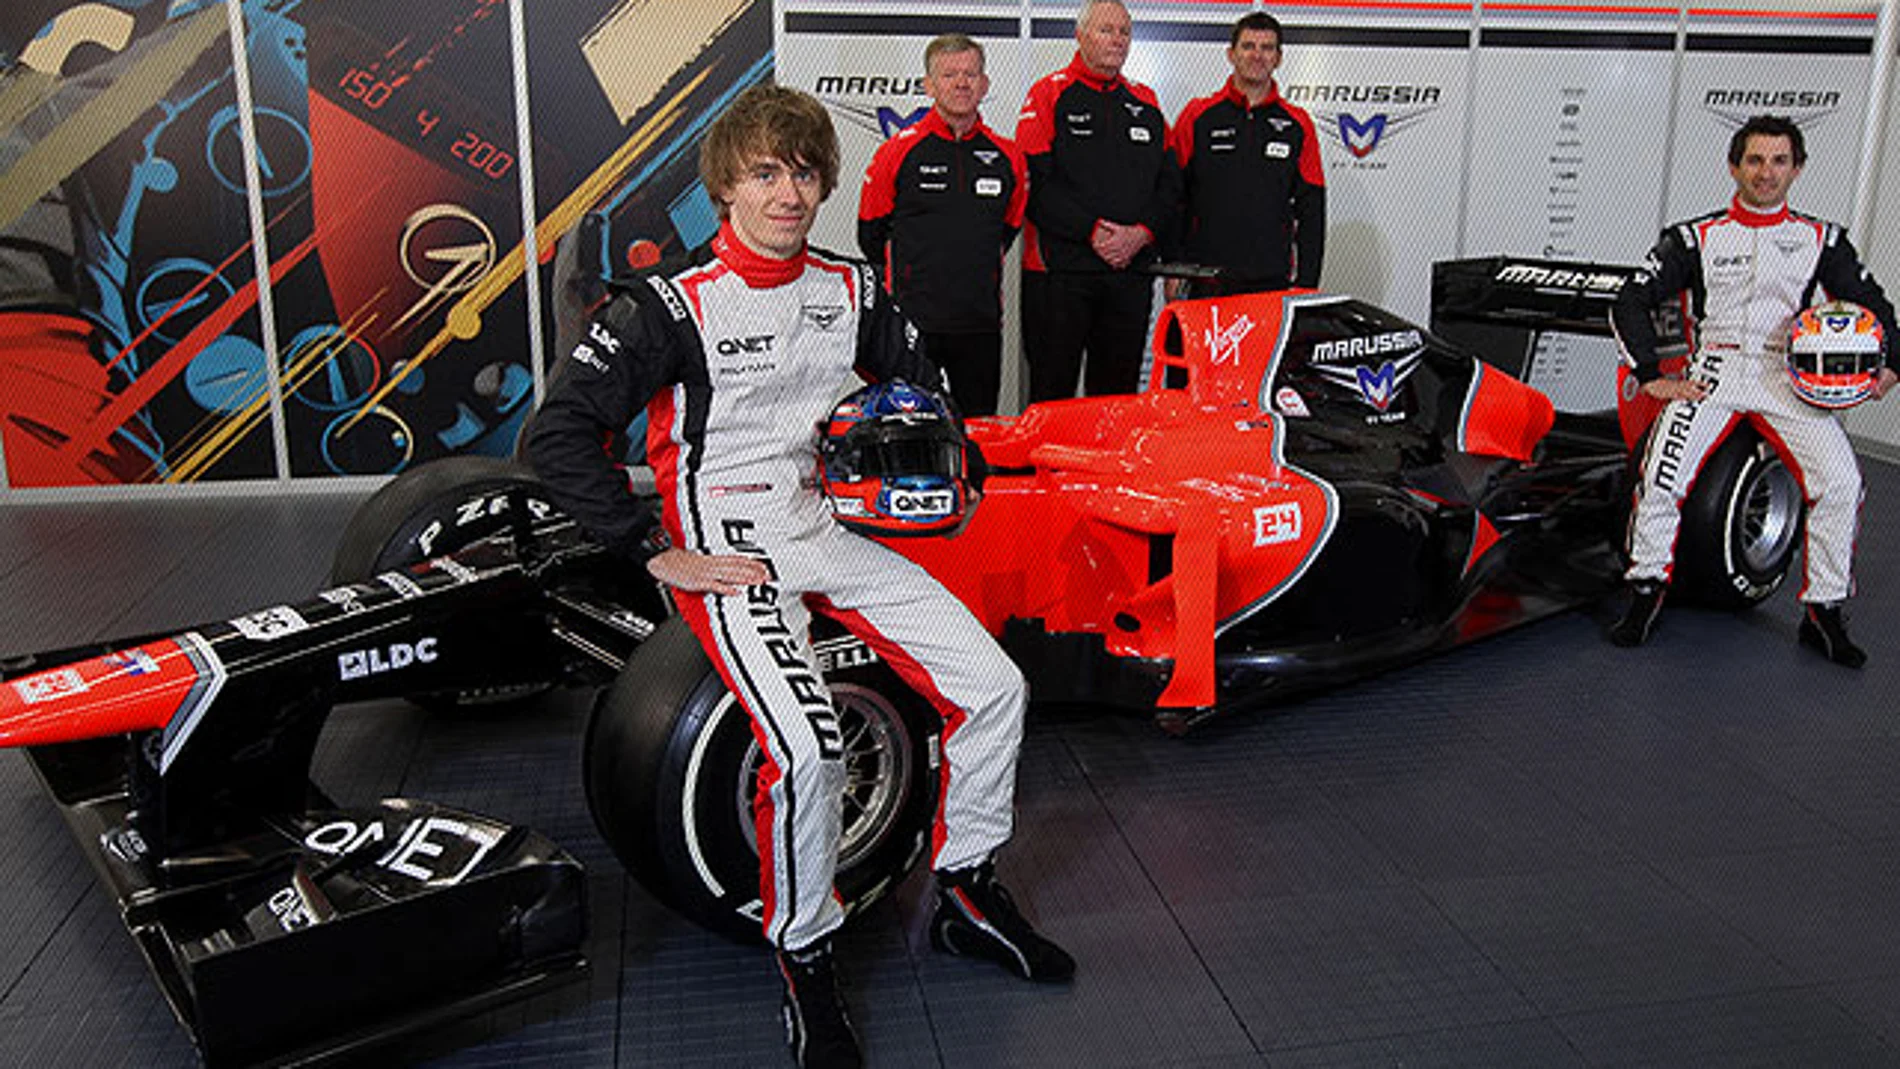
1220;75;1283;110
1066;51;1126;92
712;221;806;288
919;106;990;142
1728;196;1790;228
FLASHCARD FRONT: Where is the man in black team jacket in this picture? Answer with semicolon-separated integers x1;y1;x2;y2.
1017;0;1181;401
1169;12;1325;298
527;86;1072;1069
859;34;1027;417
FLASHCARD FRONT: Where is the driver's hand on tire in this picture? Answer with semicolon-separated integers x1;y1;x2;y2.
1642;377;1709;403
647;547;770;594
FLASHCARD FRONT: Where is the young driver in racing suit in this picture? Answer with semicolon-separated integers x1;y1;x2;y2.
1608;114;1898;665
526;85;1073;1069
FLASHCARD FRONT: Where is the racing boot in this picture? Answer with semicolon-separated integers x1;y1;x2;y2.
1798;602;1867;669
1609;579;1667;648
930;861;1076;982
776;940;862;1069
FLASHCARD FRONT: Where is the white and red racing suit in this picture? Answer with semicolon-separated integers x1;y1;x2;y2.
527;223;1026;952
1611;196;1897;603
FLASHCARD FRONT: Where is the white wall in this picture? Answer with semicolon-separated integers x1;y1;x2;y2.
781;0;1900;444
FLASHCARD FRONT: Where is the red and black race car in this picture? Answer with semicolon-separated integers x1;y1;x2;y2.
0;261;1802;1065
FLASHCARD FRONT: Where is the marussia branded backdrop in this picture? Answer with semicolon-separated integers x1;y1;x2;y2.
1;0;1896;492
782;0;1891;424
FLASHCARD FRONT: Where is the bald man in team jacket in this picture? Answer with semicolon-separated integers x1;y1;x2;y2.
1169;11;1325;298
1017;0;1181;401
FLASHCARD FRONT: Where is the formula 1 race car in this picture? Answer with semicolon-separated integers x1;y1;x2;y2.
0;261;1801;1065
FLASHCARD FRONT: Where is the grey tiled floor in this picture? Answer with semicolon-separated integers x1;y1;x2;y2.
2;461;1898;1068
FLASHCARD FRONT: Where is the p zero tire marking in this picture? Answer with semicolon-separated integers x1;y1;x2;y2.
680;692;736;900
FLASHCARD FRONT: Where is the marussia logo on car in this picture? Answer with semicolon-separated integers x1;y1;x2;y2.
339;638;439;681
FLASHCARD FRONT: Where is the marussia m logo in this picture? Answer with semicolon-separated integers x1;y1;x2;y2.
1286;84;1442;160
1313;350;1426;411
812;76;929;140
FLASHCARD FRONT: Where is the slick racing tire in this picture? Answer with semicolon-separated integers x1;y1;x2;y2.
330;456;558;710
586;617;938;943
1673;429;1803;610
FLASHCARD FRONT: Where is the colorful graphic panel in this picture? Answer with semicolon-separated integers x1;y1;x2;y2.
1;2;275;486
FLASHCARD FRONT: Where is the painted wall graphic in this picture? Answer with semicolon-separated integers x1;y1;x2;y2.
1;3;274;486
0;0;772;489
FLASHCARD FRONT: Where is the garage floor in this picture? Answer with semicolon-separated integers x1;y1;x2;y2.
2;460;1898;1068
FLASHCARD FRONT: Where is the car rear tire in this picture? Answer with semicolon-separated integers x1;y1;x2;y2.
1673;429;1802;609
585;617;937;942
330;456;559;710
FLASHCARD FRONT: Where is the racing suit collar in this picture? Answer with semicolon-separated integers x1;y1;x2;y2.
1728;196;1790;228
1221;75;1282;110
712;220;807;288
1067;51;1127;92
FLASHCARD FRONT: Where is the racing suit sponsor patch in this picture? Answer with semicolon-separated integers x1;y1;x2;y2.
720;518;844;760
803;304;846;331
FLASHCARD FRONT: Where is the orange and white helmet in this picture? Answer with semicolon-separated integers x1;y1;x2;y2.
1788;300;1885;409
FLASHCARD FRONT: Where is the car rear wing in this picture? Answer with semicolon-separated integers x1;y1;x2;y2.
1430;256;1684;380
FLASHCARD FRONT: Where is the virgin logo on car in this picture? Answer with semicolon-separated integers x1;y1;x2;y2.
339;638;439;681
1204;306;1256;366
1253;502;1302;546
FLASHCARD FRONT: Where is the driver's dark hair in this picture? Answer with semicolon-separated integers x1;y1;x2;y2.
1231;11;1283;48
1728;115;1806;167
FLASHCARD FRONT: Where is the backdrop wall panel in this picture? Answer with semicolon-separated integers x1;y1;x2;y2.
2;0;1897;494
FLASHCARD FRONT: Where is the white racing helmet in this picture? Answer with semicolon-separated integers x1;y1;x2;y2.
1788;300;1885;409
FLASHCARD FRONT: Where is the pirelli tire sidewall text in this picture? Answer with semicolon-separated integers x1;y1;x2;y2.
330;455;559;709
330;455;553;583
585;617;939;943
1673;429;1803;610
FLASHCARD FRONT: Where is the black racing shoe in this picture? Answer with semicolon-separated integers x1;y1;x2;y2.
1609;580;1667;648
776;941;862;1069
1798;603;1867;669
930;862;1075;982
